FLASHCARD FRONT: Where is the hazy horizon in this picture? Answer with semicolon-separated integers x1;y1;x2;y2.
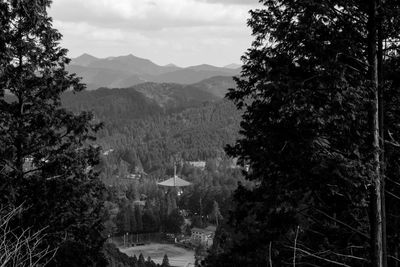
70;52;243;68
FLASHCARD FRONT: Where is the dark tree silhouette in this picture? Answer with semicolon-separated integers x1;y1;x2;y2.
206;1;400;266
0;0;105;265
161;254;170;267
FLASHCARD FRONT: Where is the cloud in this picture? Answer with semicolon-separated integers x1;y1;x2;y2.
54;21;126;42
48;0;259;66
50;0;258;30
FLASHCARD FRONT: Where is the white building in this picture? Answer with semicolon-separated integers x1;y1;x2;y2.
187;161;206;170
190;226;216;248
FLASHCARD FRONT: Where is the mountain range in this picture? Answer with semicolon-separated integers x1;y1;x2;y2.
62;75;237;116
59;54;243;173
67;53;241;90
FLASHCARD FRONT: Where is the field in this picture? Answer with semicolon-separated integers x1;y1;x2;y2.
120;243;195;267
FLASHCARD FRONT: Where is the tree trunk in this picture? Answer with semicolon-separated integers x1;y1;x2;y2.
368;0;384;266
377;0;387;265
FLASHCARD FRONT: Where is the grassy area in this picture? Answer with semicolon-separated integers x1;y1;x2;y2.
120;243;195;267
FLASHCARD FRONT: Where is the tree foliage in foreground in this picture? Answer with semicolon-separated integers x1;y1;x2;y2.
207;0;400;266
0;0;106;265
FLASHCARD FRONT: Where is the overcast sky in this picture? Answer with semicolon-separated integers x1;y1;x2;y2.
49;0;260;67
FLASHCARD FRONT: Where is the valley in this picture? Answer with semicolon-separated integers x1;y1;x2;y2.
61;64;244;266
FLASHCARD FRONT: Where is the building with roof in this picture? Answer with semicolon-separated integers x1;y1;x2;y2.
187;161;206;170
190;226;216;248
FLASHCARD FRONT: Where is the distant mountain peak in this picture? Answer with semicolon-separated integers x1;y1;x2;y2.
125;53;138;59
71;53;99;66
114;54;155;64
165;63;178;67
67;53;240;89
189;64;215;68
124;53;146;59
75;53;97;60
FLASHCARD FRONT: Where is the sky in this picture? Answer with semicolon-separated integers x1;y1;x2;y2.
49;0;261;67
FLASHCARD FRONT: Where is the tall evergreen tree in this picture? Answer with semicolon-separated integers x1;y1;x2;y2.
143;207;158;232
135;204;143;232
116;202;131;234
129;203;137;233
211;200;222;227
207;1;400;266
138;253;146;267
0;0;105;265
161;254;170;267
165;209;184;234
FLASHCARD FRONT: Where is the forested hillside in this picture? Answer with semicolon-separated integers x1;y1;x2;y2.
61;81;244;238
62;80;241;173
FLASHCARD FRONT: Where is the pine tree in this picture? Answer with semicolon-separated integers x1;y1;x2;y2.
0;0;105;265
211;201;222;227
165;209;184;234
161;254;170;267
143;207;158;232
135;204;143;232
207;1;400;266
138;253;146;267
129;203;137;233
116;202;130;234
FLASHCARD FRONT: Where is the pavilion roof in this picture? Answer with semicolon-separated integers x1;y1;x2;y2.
157;175;191;187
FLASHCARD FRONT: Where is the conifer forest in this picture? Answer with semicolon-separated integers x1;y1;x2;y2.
2;0;400;267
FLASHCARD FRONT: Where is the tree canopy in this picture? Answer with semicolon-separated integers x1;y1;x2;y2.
207;1;400;266
0;0;106;265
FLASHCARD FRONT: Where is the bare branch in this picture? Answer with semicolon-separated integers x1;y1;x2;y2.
386;190;400;201
388;255;400;263
386;177;400;188
293;226;300;267
286;246;351;267
313;209;370;239
0;205;57;267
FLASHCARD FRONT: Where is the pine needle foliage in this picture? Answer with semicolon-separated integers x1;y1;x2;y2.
207;1;400;266
0;0;106;265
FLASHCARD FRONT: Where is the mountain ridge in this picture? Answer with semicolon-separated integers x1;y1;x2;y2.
62;76;236;114
67;53;240;90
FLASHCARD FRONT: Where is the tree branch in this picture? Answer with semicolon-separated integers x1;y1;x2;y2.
286;246;352;267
